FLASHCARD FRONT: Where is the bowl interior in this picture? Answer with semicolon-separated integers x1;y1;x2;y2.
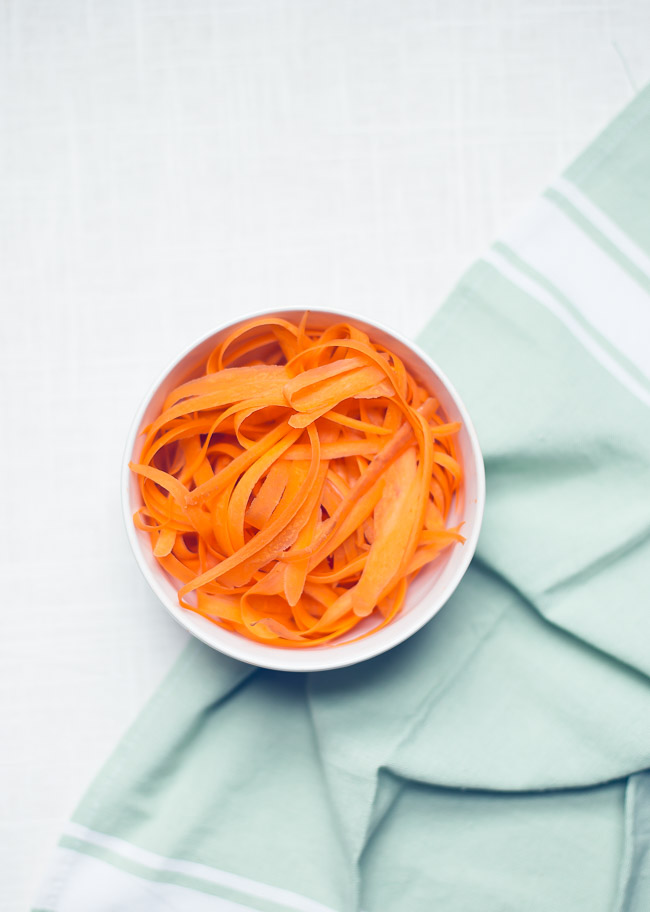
123;309;484;672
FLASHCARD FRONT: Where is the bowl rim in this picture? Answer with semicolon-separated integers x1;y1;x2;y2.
121;306;485;672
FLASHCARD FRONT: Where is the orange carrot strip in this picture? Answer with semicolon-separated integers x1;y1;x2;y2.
211;317;301;372
163;365;289;412
245;461;291;530
286;364;391;415
323;409;392;436
153;527;176;558
348;447;419;617
283;357;368;400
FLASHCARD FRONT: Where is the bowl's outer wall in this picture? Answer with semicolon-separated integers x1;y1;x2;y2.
122;309;485;672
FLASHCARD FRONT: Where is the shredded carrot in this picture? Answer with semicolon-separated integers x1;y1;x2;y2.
129;313;465;647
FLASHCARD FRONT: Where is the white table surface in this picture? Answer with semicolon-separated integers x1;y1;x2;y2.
1;2;649;909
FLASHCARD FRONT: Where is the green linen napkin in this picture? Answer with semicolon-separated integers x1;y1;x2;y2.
34;86;650;912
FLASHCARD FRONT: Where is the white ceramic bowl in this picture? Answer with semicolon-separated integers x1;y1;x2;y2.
122;308;485;672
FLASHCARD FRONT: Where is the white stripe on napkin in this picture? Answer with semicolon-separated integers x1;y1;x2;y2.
552;177;650;281
481;248;650;407
34;845;258;912
500;196;650;377
46;821;341;912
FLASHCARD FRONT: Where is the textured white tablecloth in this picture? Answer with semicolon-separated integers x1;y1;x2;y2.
1;2;649;909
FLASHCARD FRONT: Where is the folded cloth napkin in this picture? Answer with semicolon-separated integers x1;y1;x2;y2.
34;86;650;912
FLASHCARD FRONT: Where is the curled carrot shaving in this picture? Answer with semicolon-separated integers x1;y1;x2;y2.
130;313;465;647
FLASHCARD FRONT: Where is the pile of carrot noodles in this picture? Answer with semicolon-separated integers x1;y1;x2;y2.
130;313;464;647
